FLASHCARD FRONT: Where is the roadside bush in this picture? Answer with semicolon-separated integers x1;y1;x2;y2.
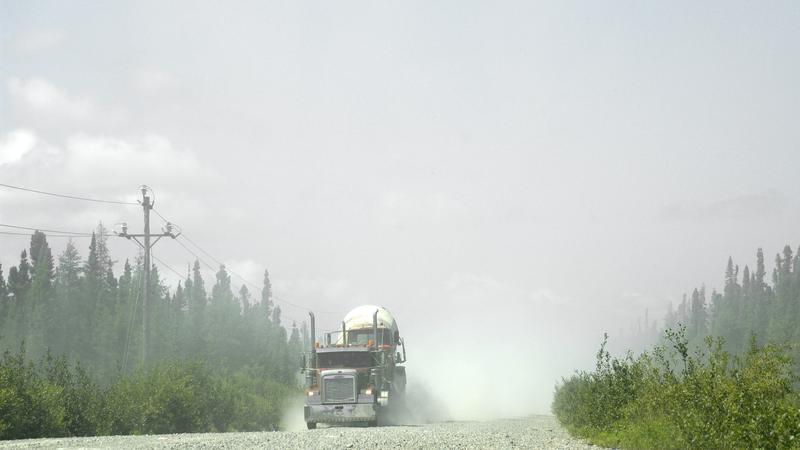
102;361;297;435
553;329;800;449
43;353;102;437
220;367;294;431
0;348;66;439
551;334;645;437
0;350;296;440
103;360;222;435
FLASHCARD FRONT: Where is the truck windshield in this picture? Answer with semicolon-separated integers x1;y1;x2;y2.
317;352;374;368
347;329;392;346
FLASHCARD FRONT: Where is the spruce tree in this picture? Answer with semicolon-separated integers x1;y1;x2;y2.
755;248;766;291
0;264;6;342
261;269;273;321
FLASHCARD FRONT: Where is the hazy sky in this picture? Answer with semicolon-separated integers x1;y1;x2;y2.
2;1;799;415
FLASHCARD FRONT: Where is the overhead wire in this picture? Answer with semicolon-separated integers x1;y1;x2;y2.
0;223;93;236
154;209;305;324
151;253;186;280
0;182;139;205
0;231;94;238
152;207;342;318
180;233;342;316
173;237;216;272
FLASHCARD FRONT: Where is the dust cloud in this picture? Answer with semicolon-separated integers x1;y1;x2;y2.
279;394;308;431
391;282;611;422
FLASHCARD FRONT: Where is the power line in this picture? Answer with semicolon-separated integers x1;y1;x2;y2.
152;254;186;280
0;182;139;205
151;208;170;224
152;207;343;317
180;234;341;315
0;231;93;238
0;223;93;236
174;237;216;272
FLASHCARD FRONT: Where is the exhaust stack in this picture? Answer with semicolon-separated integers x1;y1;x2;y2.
309;311;316;353
372;309;379;347
309;311;316;370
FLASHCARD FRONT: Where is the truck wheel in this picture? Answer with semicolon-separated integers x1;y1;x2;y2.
367;419;378;427
306;422;317;430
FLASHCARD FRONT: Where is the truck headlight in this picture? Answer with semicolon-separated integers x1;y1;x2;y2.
364;388;373;396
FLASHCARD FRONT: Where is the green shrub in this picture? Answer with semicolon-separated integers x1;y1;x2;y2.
553;330;800;449
0;348;66;439
43;353;102;437
0;350;296;439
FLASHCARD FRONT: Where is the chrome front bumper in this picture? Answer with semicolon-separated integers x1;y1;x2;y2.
304;402;377;424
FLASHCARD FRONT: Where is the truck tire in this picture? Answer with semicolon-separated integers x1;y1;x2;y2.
306;422;317;430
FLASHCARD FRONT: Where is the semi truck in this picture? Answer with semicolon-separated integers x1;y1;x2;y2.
302;305;407;429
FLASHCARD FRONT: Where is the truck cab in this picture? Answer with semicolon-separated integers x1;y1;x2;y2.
302;305;407;429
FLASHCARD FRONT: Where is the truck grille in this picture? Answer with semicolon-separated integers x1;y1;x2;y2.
322;375;356;403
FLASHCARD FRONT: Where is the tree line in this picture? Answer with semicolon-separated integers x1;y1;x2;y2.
664;245;800;361
0;225;310;438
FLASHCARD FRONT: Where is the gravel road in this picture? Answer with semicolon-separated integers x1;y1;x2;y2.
0;415;603;449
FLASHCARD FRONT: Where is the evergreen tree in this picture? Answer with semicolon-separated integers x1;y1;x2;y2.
755;248;766;291
26;232;55;357
173;281;186;311
190;261;207;311
0;264;6;341
187;260;208;357
29;231;54;291
688;287;708;341
261;269;273;321
288;321;301;359
9;250;31;302
664;301;676;330
208;265;241;364
742;265;751;293
238;284;251;314
4;251;33;349
53;240;83;358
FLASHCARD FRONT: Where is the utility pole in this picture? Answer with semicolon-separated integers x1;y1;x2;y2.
116;186;179;365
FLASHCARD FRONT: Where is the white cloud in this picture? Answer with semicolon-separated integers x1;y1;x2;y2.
0;130;217;210
62;134;211;187
11;28;65;53
0;129;37;165
8;77;94;120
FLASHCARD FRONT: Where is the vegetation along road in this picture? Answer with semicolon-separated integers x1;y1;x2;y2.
0;416;604;449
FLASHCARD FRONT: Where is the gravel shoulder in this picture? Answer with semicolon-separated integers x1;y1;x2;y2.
0;415;604;449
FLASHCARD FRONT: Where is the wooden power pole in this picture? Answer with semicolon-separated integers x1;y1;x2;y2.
117;186;179;365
